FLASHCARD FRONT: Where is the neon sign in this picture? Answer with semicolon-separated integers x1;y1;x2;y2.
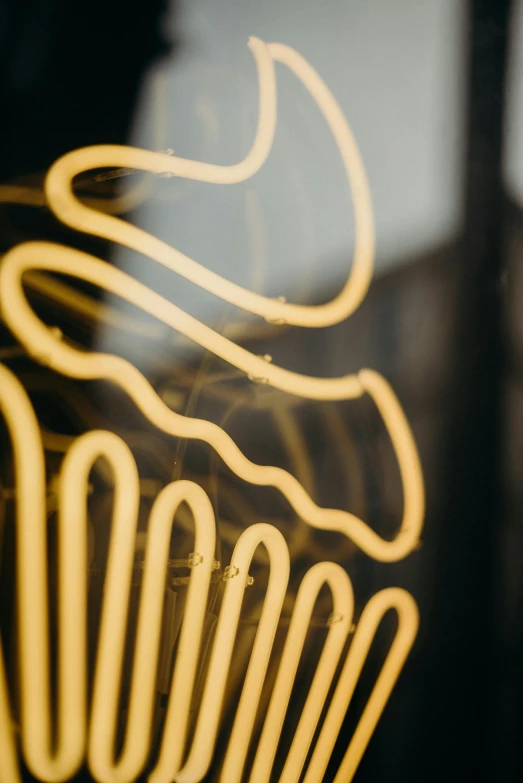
0;36;424;783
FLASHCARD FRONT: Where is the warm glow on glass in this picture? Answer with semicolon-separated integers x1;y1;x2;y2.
0;36;423;783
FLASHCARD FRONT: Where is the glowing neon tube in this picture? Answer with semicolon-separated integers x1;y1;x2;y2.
0;362;419;783
42;36;373;329
0;34;424;783
0;243;424;562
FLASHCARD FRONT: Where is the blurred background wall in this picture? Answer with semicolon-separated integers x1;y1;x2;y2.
0;1;521;782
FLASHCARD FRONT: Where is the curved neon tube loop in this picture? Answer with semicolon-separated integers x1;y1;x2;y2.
304;588;419;783
89;476;217;783
158;524;290;783
0;36;424;783
43;37;373;329
0;34;424;560
0;365;86;782
0;361;419;783
0;242;423;562
0;242;363;401
247;562;354;783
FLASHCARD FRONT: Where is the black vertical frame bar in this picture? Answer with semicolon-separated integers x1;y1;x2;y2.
426;1;511;780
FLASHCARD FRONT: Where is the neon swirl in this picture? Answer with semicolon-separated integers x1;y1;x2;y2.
0;35;424;783
0;36;424;562
43;37;374;328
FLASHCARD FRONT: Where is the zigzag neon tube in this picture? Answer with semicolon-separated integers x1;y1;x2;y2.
0;364;419;783
0;240;423;562
0;35;425;783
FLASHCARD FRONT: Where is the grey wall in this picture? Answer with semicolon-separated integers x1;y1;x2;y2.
109;0;465;337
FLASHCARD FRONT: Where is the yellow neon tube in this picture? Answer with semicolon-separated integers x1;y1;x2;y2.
0;361;419;783
42;37;373;328
89;478;216;783
0;364;86;782
303;588;419;783
155;524;289;783
248;562;354;783
0;35;423;561
0;35;424;783
0;242;423;562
